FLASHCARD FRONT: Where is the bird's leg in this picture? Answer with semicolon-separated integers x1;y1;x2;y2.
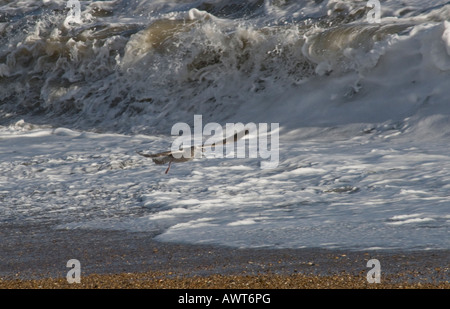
165;159;173;174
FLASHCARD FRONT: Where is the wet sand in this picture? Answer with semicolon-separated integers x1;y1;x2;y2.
0;223;448;288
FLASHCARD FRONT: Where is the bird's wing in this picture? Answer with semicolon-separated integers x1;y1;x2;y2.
202;129;250;148
136;150;173;165
136;150;172;158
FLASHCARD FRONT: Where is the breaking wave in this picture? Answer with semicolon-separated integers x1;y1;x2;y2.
1;0;450;137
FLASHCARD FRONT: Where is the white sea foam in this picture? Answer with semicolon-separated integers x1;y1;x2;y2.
1;1;450;250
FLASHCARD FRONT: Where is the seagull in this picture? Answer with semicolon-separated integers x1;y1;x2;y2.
137;130;249;174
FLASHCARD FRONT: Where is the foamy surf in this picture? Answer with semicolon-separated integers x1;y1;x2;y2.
1;0;449;251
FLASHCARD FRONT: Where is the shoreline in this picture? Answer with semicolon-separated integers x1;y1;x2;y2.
0;224;448;288
0;225;450;289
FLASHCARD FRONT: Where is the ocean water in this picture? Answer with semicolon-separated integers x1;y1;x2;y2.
1;0;450;251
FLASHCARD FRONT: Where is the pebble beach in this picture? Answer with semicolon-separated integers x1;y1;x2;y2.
0;226;448;289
